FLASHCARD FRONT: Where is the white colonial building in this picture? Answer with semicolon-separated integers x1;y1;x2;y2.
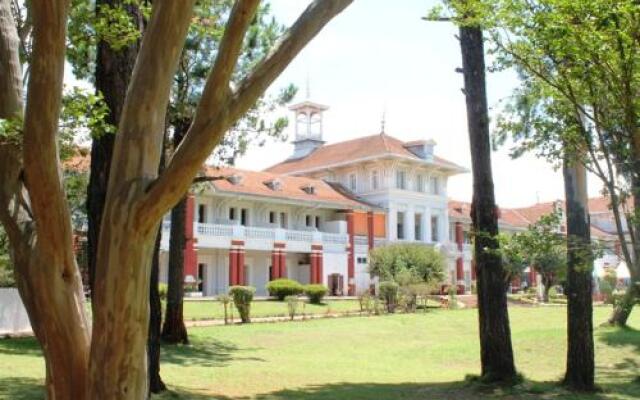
159;98;472;296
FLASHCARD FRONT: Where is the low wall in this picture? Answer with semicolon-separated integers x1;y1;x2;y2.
0;288;32;336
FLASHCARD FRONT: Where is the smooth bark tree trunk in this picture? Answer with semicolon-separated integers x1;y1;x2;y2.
148;226;166;394
459;23;517;383
87;0;143;300
1;2;91;398
562;159;595;391
161;120;191;344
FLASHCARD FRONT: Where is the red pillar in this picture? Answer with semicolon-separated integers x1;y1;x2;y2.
455;221;464;251
456;257;464;282
367;211;375;250
310;253;318;284
317;251;324;285
229;248;237;286
184;194;198;280
237;248;245;286
271;249;280;279
346;211;355;295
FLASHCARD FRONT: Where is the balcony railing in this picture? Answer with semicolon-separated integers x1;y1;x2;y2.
162;222;348;252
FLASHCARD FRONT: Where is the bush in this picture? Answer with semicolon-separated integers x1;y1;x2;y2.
158;283;168;301
285;295;303;320
303;284;328;304
228;286;255;323
358;291;373;314
266;278;303;300
217;294;232;324
378;281;399;313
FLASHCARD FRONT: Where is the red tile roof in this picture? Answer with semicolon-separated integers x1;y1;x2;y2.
448;197;623;239
203;166;371;210
62;149;91;173
265;133;466;175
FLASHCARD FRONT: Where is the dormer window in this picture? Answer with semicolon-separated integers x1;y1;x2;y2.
264;179;282;191
227;174;244;185
371;170;379;190
301;184;316;195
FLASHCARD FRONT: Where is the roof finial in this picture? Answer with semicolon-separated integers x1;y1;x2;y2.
380;102;387;134
305;73;311;99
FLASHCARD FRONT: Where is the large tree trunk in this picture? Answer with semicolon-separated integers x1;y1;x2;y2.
459;23;517;383
87;0;143;300
2;1;351;397
161;120;191;344
562;158;595;391
1;1;92;398
148;226;166;394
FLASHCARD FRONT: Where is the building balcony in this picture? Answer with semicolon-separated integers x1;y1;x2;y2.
161;221;349;253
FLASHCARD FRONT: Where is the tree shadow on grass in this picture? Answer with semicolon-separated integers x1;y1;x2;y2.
161;337;265;368
152;379;640;400
0;377;44;400
246;381;640;400
0;336;42;357
598;326;640;354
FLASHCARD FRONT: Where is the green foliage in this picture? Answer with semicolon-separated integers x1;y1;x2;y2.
0;226;14;288
158;283;168;301
358;291;373;314
61;87;115;145
369;244;446;286
266;278;303;300
303;284;328;304
378;281;399;313
228;286;255;323
505;211;568;297
0;115;23;146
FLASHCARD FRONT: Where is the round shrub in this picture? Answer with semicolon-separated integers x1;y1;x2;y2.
378;281;399;313
266;278;303;300
228;286;255;323
303;284;328;304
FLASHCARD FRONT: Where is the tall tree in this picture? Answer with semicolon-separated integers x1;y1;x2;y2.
458;10;517;383
460;26;517;384
0;0;352;397
427;0;517;382
487;0;640;326
563;158;595;391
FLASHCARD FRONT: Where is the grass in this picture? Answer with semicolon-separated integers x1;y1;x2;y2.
0;306;638;399
181;299;363;321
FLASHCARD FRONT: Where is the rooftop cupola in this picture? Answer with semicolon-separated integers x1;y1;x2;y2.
288;99;328;160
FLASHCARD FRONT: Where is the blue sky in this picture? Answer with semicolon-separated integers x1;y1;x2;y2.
235;0;604;207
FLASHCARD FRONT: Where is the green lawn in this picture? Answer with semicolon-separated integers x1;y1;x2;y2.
181;299;363;321
0;306;638;399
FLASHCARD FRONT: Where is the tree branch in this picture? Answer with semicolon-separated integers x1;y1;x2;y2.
0;0;21;118
21;0;72;254
139;0;353;225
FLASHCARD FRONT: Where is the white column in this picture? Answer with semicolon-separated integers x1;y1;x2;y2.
424;208;432;243
405;207;415;241
440;211;449;245
387;204;397;240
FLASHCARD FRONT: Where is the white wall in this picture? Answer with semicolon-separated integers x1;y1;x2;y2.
0;288;33;336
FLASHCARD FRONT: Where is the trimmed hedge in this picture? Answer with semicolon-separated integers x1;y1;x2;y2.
229;286;255;323
266;278;303;300
303;284;328;304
